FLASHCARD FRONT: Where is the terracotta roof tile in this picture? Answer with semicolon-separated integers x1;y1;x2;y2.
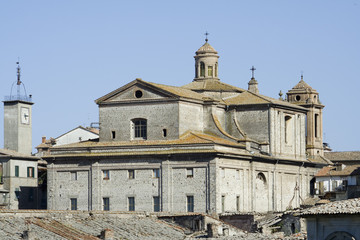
325;151;360;162
299;198;360;216
315;164;360;177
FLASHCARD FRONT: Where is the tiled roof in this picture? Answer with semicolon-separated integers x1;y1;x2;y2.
182;79;245;93
315;164;360;177
224;91;307;111
291;79;314;91
324;151;360;162
148;82;207;101
299;198;360;216
0;149;39;160
50;131;244;149
308;155;333;165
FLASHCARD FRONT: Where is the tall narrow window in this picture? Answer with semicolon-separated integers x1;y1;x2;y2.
215;63;218;77
71;198;77;210
315;114;319;138
103;170;110;180
71;171;77;181
236;196;240;212
133;119;147;139
208;66;213;77
221;195;225;213
112;131;116;139
153;196;160;212
103;197;110;211
200;62;205;77
27;167;35;178
187;196;194;212
15;166;19;177
162;129;167;137
128;170;135;179
153;169;160;178
285;116;292;144
128;197;135;211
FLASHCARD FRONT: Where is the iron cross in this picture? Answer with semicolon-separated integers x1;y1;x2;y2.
250;66;256;78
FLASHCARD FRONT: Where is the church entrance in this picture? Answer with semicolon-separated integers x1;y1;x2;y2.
255;172;268;212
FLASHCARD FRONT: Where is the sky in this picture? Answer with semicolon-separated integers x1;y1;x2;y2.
0;0;359;153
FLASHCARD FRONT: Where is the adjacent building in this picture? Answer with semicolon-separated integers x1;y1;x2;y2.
44;40;328;213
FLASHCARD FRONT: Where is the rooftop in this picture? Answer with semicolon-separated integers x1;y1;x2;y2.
299;198;360;216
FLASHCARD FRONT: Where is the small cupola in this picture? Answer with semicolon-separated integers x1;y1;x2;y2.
194;33;219;81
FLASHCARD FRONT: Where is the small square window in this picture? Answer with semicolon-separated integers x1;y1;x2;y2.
128;170;135;179
186;168;193;178
71;171;77;181
153;169;160;178
103;170;110;180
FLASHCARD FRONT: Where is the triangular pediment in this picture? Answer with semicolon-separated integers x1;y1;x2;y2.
95;79;180;104
96;79;207;104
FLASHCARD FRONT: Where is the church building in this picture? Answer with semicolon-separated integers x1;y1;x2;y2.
45;39;329;214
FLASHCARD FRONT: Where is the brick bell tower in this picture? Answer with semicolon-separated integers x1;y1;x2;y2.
287;75;324;158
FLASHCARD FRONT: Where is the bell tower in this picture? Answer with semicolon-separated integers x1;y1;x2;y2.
194;33;219;81
3;62;33;155
287;75;324;157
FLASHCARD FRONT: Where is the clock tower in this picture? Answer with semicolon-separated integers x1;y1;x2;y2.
3;62;33;155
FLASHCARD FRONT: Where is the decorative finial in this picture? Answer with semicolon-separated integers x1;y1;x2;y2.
16;60;21;86
205;31;209;42
279;90;283;100
250;66;256;79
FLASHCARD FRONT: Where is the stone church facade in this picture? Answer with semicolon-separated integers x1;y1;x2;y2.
45;40;328;214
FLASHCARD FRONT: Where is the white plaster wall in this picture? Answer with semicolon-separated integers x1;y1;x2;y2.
56;128;98;146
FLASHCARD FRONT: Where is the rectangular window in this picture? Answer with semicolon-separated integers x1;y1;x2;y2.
187;196;194;212
128;197;135;211
128;170;135;179
153;169;160;178
103;170;110;180
186;168;193;178
103;197;110;211
153;196;160;212
236;196;240;212
221;168;225;178
208;66;213;77
15;166;19;177
221;195;225;213
71;198;77;210
111;131;116;139
134;119;147;139
71;171;77;181
27;167;35;178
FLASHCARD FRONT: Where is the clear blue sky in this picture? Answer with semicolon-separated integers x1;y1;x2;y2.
0;0;359;152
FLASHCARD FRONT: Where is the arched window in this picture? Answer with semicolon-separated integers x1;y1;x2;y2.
132;119;147;139
285;116;292;144
200;62;205;77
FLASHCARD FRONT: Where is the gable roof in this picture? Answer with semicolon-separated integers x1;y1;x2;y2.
0;149;39;160
324;151;360;162
95;78;208;104
315;164;360;177
223;90;307;111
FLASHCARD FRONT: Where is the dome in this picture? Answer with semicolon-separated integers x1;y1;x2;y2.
196;42;218;54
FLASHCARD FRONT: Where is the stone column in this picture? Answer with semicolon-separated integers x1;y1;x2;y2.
47;163;56;210
208;159;218;214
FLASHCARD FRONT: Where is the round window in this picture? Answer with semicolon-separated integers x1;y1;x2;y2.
135;90;143;98
295;95;301;101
